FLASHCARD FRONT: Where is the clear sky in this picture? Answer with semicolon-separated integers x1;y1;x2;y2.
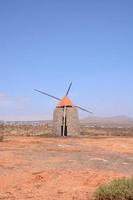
0;0;133;121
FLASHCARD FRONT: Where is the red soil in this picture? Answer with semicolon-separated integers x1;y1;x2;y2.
0;136;133;200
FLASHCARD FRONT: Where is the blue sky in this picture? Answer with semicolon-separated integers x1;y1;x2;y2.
0;0;133;120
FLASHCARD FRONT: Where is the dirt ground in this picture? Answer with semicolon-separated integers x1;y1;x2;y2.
0;136;133;200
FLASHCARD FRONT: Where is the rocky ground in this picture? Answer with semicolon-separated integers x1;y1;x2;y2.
0;136;133;200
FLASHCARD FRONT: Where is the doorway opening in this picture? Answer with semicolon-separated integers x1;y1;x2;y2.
61;117;67;136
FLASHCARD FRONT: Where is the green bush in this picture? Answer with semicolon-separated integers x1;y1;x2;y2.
94;178;133;200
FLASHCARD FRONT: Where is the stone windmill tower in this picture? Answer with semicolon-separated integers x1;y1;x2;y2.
34;82;92;136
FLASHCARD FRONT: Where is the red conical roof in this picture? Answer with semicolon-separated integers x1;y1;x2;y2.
57;96;75;108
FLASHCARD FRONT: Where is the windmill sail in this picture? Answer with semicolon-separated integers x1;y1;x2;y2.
34;89;61;101
34;87;92;114
66;82;72;96
75;105;92;114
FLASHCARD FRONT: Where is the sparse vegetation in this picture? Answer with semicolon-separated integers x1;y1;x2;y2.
0;124;4;141
2;124;53;136
0;135;3;141
2;124;133;137
94;178;133;200
80;126;133;137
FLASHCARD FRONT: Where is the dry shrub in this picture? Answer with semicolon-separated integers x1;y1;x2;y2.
94;178;133;200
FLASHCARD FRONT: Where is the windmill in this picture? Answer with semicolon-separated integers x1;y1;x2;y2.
34;82;92;136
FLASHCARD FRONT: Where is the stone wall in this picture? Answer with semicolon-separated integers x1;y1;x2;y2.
53;107;80;136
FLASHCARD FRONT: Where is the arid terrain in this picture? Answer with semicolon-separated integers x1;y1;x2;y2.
0;135;133;200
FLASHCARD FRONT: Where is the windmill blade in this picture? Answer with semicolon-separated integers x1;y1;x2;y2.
65;82;72;96
34;89;61;101
75;105;92;114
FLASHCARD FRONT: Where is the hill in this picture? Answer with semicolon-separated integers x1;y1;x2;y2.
81;115;133;127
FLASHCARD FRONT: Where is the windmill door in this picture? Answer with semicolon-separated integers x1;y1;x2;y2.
61;117;67;136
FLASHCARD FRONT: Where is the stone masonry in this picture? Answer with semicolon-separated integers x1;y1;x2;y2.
53;107;80;136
